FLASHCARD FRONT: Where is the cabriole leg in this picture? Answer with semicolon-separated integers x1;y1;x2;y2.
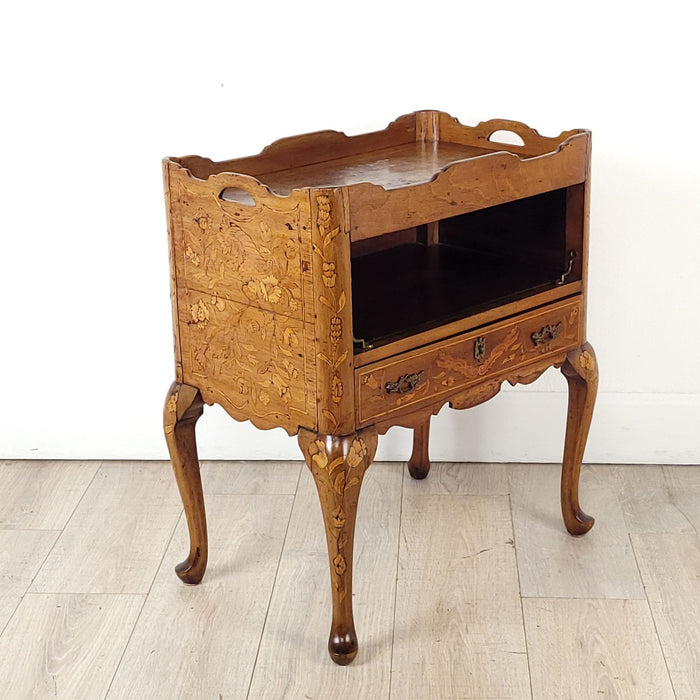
560;342;598;535
407;418;431;479
163;381;207;583
298;427;378;665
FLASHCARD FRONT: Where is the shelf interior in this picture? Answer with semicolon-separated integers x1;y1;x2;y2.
351;244;563;347
351;188;577;349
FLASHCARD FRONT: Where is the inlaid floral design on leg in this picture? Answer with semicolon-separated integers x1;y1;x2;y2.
298;427;378;665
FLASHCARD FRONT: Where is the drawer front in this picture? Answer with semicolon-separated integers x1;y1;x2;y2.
356;298;582;425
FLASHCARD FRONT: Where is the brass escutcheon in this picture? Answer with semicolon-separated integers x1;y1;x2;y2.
474;336;486;363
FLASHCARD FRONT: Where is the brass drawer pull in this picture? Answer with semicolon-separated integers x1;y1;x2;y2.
385;370;424;395
531;322;562;346
474;336;486;363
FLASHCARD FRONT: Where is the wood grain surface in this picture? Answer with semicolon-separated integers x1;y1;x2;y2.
523;598;675;699
390;494;530;699
106;494;292;700
29;462;182;594
0;460;99;530
509;464;645;599
631;533;700;699
0;530;59;632
0;593;143;700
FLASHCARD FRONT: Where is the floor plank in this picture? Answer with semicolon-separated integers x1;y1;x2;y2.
509;464;645;598
523;598;675;699
30;462;182;594
247;462;403;700
402;461;510;496
106;494;293;700
0;461;100;530
662;465;700;532
0;530;60;632
632;533;700;699
390;494;530;700
201;459;302;495
598;465;697;534
0;593;143;700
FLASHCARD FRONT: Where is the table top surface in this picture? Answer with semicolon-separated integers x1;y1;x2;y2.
255;142;493;195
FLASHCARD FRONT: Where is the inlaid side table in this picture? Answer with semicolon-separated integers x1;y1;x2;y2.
162;111;598;664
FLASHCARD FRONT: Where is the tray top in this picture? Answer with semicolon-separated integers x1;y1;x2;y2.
169;111;587;200
253;142;492;195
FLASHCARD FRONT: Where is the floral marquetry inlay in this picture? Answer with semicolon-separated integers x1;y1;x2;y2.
168;166;310;323
299;429;378;605
177;288;315;434
311;192;355;434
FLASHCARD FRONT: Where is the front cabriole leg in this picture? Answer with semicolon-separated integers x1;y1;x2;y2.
560;342;598;535
163;381;207;583
298;427;378;665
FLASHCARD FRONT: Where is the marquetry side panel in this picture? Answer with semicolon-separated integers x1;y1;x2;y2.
310;189;355;435
164;162;317;433
166;162;312;323
176;288;315;434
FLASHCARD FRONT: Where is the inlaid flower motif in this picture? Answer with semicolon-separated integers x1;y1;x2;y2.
330;316;342;343
235;377;250;395
193;346;209;369
362;373;378;390
189;299;209;328
246;318;262;336
281;358;299;380
217;222;246;271
346;438;367;469
281;326;299;349
166;393;178;413
317;195;331;223
184;244;201;267
331;506;346;529
308;438;328;470
580;350;595;374
193;208;212;231
284;239;297;259
259;390;271;406
333;554;346;576
322;261;336;287
210;292;225;312
242;275;283;304
331;374;343;403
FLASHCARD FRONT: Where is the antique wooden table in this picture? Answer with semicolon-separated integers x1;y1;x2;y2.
162;111;598;665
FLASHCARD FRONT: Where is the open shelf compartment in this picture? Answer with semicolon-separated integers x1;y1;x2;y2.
351;186;583;350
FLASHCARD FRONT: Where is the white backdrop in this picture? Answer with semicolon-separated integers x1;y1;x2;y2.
2;1;698;463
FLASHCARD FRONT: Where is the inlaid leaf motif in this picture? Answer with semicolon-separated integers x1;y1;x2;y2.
333;472;346;496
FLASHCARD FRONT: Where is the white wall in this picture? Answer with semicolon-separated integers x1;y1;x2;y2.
2;1;698;463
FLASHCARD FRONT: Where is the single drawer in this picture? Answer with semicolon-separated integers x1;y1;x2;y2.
355;297;582;426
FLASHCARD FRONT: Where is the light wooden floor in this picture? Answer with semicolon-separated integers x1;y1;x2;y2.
0;460;698;699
